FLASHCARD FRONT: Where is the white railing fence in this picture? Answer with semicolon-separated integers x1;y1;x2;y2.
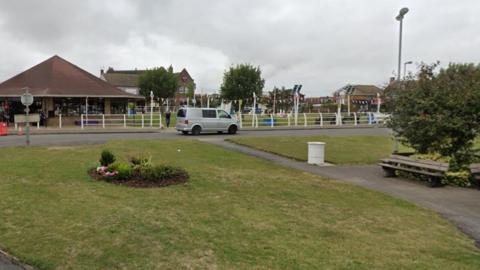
64;112;388;129
80;113;163;129
235;112;388;129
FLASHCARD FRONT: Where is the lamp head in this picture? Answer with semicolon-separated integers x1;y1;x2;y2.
396;7;409;21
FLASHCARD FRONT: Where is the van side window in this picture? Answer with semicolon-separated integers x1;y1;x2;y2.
202;110;217;118
217;110;231;119
177;109;186;117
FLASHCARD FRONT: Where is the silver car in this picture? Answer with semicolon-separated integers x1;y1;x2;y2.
176;107;239;135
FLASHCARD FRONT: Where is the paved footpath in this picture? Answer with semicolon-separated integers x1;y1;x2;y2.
204;139;480;246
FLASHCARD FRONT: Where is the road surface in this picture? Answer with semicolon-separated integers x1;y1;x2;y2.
0;127;390;148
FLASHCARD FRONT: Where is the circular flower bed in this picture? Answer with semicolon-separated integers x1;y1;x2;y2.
89;150;189;188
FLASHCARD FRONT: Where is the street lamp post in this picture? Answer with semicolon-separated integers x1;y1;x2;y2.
396;7;409;81
393;7;409;153
403;60;413;80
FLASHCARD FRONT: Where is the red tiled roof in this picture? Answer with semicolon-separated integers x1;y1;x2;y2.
0;55;143;98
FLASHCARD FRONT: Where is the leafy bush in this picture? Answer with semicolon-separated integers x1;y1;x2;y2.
387;63;480;169
444;170;472;187
107;162;120;172
139;164;185;182
100;149;116;166
130;155;152;168
115;163;133;180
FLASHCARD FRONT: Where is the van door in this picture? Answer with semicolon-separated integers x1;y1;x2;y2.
217;110;232;130
201;109;217;130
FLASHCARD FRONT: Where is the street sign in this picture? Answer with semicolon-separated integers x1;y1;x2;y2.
21;91;33;106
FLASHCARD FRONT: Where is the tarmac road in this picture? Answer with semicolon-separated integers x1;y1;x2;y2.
0;127;390;148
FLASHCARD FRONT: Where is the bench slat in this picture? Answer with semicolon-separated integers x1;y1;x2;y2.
390;155;449;168
381;159;448;172
379;163;444;177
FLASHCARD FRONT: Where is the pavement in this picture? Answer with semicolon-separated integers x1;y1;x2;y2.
204;139;480;247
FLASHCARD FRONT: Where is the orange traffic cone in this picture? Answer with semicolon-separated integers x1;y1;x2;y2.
18;126;24;136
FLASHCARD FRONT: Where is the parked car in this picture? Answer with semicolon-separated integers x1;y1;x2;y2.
176;107;239;135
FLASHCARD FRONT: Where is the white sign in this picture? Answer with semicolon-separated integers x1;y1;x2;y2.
21;92;34;106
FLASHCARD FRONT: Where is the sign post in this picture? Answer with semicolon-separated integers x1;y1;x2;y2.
20;87;34;146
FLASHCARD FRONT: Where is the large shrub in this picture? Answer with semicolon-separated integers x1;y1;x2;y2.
387;63;480;170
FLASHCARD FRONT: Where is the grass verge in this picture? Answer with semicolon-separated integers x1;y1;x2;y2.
227;135;412;164
0;140;479;269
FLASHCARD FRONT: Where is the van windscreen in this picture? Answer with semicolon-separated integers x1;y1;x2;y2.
177;109;186;118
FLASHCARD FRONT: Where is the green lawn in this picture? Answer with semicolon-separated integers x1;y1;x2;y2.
1;140;479;269
228;135;412;164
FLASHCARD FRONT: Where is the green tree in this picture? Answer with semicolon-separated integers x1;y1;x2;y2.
186;81;196;99
220;64;265;108
138;67;179;99
266;86;294;112
387;63;480;169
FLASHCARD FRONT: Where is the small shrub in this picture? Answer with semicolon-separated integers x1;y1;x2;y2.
139;164;185;182
107;162;120;172
444;170;472;187
100;149;116;166
115;163;133;180
130;155;152;168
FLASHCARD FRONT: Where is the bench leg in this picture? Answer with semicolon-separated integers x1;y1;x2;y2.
429;177;443;188
382;167;396;177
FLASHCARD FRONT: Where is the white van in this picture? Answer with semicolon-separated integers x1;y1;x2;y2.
176;107;239;135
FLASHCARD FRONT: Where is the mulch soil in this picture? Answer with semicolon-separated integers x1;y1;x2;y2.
88;168;188;188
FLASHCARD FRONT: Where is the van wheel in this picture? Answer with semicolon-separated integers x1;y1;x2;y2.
228;125;237;135
182;131;189;135
192;126;202;135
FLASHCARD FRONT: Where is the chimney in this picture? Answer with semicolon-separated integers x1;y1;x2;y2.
389;77;395;83
100;69;104;76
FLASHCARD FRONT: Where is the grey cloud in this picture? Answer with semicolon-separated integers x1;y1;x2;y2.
0;0;479;95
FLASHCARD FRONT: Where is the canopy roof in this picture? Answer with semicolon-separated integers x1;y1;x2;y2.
0;55;143;99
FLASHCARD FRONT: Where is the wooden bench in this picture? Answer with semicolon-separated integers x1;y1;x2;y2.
379;155;480;187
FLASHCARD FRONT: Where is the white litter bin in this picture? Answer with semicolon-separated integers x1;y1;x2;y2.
307;142;325;165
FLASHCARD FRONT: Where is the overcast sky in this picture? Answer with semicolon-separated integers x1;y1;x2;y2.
0;0;479;96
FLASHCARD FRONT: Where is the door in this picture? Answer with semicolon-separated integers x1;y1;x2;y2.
217;110;232;130
201;109;217;130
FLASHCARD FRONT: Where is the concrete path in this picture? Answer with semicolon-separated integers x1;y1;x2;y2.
0;251;29;270
204;139;480;246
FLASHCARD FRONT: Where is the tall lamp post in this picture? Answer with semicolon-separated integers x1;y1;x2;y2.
393;7;409;153
403;60;413;80
396;7;409;81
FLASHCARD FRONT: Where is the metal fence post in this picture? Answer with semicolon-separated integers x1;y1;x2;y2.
354;112;357;125
59;114;62;129
238;113;243;129
141;114;144;128
81;114;84;129
102;114;105;128
287;114;291;126
319;113;323;126
123;114;126;128
270;114;274;128
255;114;259;128
304;113;307;127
